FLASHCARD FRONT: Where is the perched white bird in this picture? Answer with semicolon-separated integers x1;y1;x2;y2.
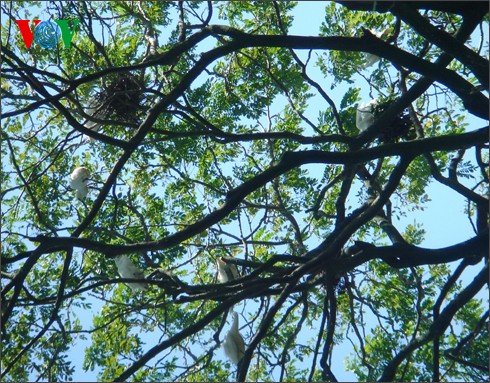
144;34;158;55
69;167;90;200
114;255;148;292
356;99;378;132
223;311;245;365
83;106;100;130
364;52;380;68
216;257;240;283
363;29;390;68
82;106;102;143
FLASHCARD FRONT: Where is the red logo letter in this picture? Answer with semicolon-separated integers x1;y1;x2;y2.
15;20;41;49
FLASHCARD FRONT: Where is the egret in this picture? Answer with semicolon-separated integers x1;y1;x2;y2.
363;29;390;68
223;311;245;366
83;106;100;131
356;99;377;132
114;255;148;292
216;257;240;283
69;167;90;200
82;105;103;143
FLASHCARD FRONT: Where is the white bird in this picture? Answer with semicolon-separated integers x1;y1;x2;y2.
144;34;158;55
82;106;102;143
69;167;90;200
364;52;380;68
216;257;240;283
223;311;245;366
356;99;378;132
83;106;100;130
114;255;148;292
363;28;390;68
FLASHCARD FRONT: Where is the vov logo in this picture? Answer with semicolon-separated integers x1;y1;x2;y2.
15;20;80;49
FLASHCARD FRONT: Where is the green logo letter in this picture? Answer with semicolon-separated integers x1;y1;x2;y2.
54;20;80;48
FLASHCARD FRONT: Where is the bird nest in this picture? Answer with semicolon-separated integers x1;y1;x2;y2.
92;73;145;123
373;99;416;143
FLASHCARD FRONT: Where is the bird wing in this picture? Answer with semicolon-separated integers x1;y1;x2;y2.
114;256;148;291
121;259;145;279
131;268;145;279
232;332;245;361
126;260;147;286
228;263;240;279
75;186;88;200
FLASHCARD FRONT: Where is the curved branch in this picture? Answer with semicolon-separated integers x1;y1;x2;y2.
29;126;488;255
425;153;488;206
205;25;488;119
390;3;488;88
1;248;73;378
114;279;274;382
336;1;487;17
344;229;488;270
237;278;300;382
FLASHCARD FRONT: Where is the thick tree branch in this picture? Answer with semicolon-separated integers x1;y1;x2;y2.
390;3;488;88
28;127;488;255
290;156;414;283
337;1;487;17
205;25;488;119
344;229;488;270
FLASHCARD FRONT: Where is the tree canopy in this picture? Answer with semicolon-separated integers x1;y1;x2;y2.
1;1;488;382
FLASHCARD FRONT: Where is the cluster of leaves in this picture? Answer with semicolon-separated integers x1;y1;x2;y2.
1;1;488;382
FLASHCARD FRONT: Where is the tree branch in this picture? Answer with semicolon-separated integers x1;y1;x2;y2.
336;1;487;17
390;3;488;88
205;25;488;119
345;229;488;271
29;126;488;256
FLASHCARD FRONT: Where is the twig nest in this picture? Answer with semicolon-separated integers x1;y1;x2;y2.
69;167;90;200
356;97;415;141
94;73;144;123
81;73;145;142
